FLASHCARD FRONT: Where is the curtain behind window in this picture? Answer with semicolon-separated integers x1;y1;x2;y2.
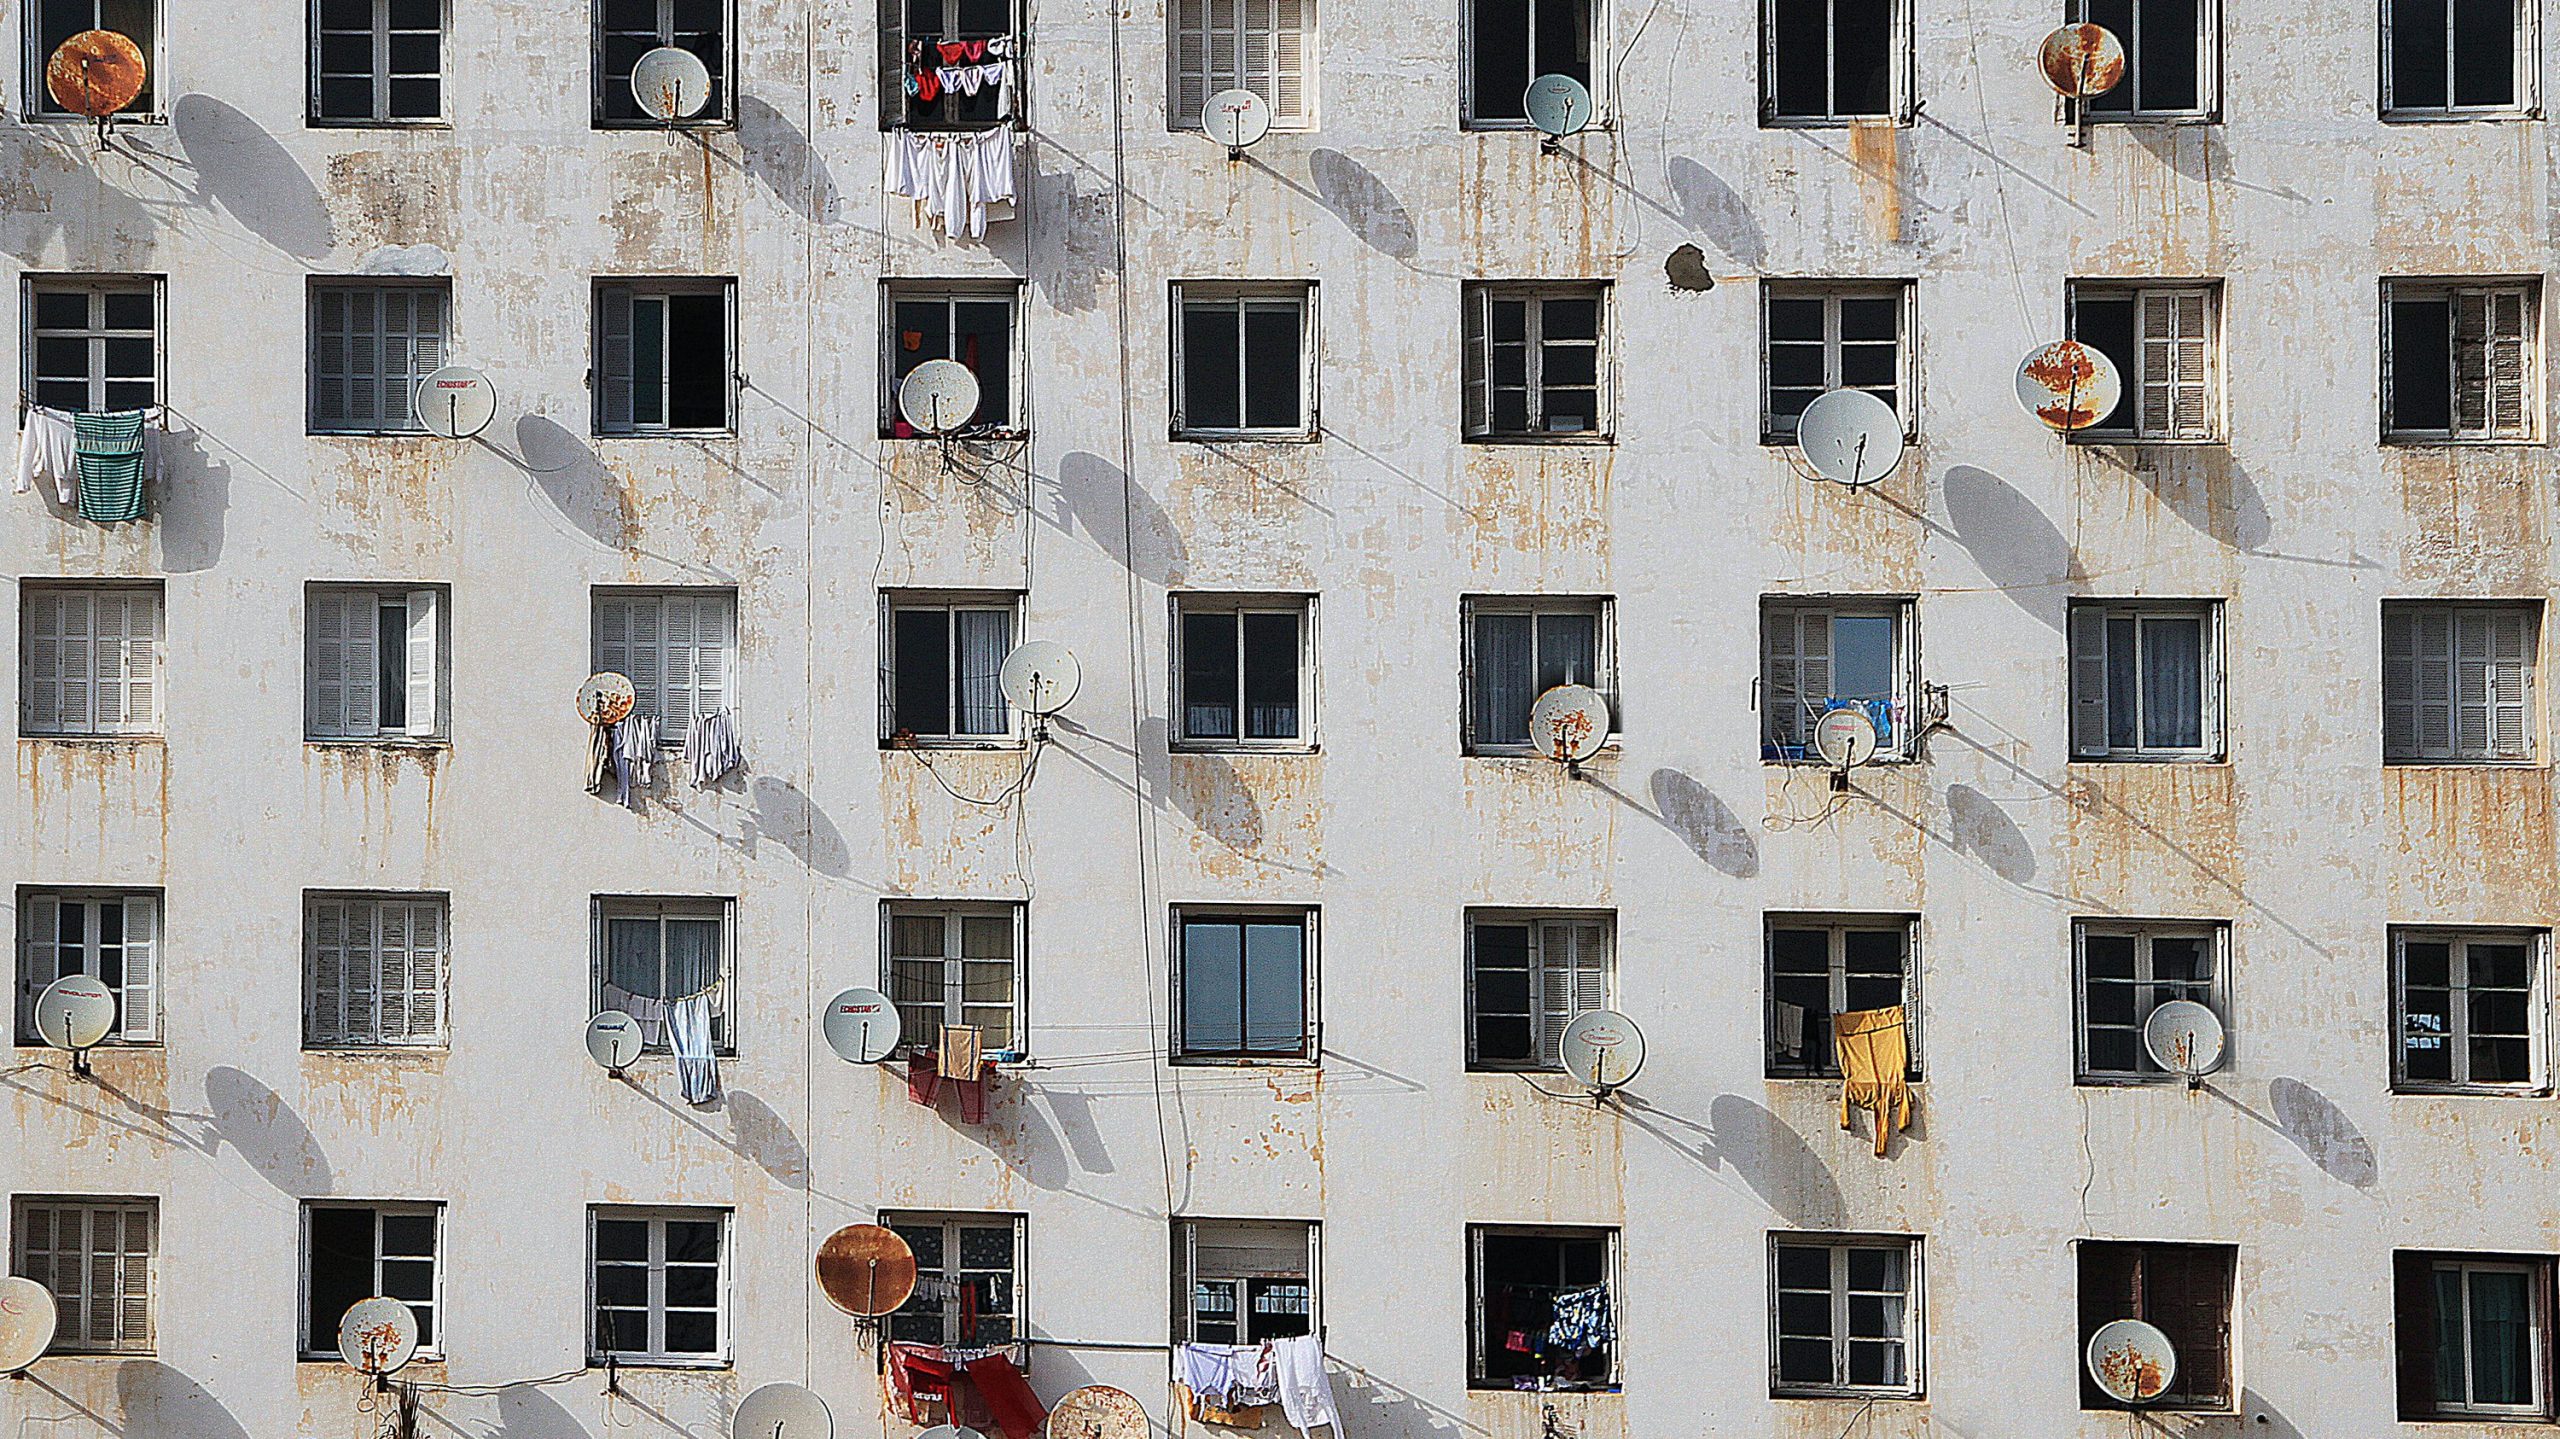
1473;614;1534;745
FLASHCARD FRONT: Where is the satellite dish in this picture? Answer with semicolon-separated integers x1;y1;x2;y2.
2017;340;2121;432
917;1429;986;1439
586;1011;644;1072
815;1224;919;1318
1048;1387;1148;1439
1000;641;1082;717
1528;684;1609;764
820;987;902;1065
632;46;714;121
0;1277;59;1375
34;974;115;1054
898;359;982;436
337;1297;420;1378
578;672;636;727
2039;24;2127;97
1795;388;1906;487
2086;1317;2177;1404
46;31;146;119
1523;74;1594;138
1202;88;1272;154
2142;999;2227;1081
734;1382;833;1439
414;366;495;441
1813;707;1880;770
1559;1009;1646;1093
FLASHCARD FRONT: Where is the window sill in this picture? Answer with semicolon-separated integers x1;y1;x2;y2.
588;1357;733;1371
20;734;165;746
594;120;736;133
2381;110;2542;124
1762;753;1917;767
2083;112;2220;126
303;1044;448;1056
884;737;1027;752
1468;1381;1621;1394
1171;741;1320;755
307;737;451;750
2067;752;2227;765
880;428;1029;444
306;118;454;131
2392;1082;2554;1099
2076;1072;2205;1088
1172;1054;1319;1068
1774;1386;1921;1402
2084;1401;2231;1415
2383;434;2544;448
1173;429;1321;445
2384;759;2543;769
1760;115;1906;130
308;428;434;440
1761;431;1920;449
302;1351;444;1364
595;428;739;441
1462;433;1615;447
24;112;166;127
1467;740;1622;760
1767;1072;1924;1084
14;1039;158;1051
897;1048;1033;1067
2065;434;2225;448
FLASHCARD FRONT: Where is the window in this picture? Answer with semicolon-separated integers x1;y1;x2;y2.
596;0;729;126
1469;1225;1615;1390
311;0;442;123
1463;284;1608;439
1467;912;1612;1070
595;899;733;1054
2074;920;2226;1083
21;583;161;739
15;891;157;1046
1463;597;1609;753
2383;601;2537;763
1761;598;1912;762
593;589;737;743
1466;0;1589;124
1764;0;1900;122
884;1212;1022;1347
2068;601;2221;760
590;1208;727;1365
303;1204;439;1358
1763;283;1908;440
885;903;1022;1058
308;283;448;434
2077;1242;2234;1410
2385;0;2534;114
883;593;1017;743
26;2;156;118
2074;0;2214;118
1177;1220;1316;1344
1175;910;1313;1062
884;0;1020;128
2397;1252;2552;1419
2394;928;2545;1092
1175;595;1309;745
305;894;447;1048
595;281;734;434
26;278;158;413
1770;1235;1920;1396
1173;0;1310;128
2385;280;2538;441
1765;917;1916;1077
10;1198;152;1353
1174;284;1315;438
2066;282;2219;441
884;285;1018;434
306;587;443;741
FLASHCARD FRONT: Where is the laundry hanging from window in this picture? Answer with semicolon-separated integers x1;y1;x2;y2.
886;128;1019;241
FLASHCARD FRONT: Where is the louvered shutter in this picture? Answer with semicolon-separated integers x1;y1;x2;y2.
2416;608;2458;758
116;1205;151;1350
54;592;94;735
110;590;160;734
20;895;60;1041
2474;607;2536;759
406;901;444;1040
349;287;382;429
118;896;157;1043
18;1207;59;1336
2383;607;2419;759
2071;606;2111;757
350;901;383;1042
24;590;64;734
2139;290;2213;439
1764;609;1799;746
308;589;349;736
601;287;636;430
1209;0;1242;98
378;901;411;1041
308;590;377;737
2454;292;2492;435
695;594;733;725
2490;289;2530;439
309;898;348;1044
1464;290;1491;434
94;592;130;734
878;0;906;127
627;598;665;726
1175;0;1210;119
1242;0;1273;114
403;289;447;432
595;594;632;693
1270;0;1307;125
662;597;698;736
1797;612;1833;742
405;589;439;738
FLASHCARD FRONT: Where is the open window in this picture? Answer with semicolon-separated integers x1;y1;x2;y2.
1466;911;1613;1071
1765;915;1917;1078
26;277;161;414
1174;594;1311;746
2076;1241;2234;1411
16;890;158;1046
1763;282;1910;441
2065;281;2221;442
303;1203;439;1359
884;283;1019;434
1177;1220;1317;1344
2394;927;2546;1093
1174;283;1316;439
1760;597;1915;762
1763;0;1903;123
1174;909;1315;1063
593;897;734;1054
1770;1234;1921;1397
311;0;444;124
2384;0;2536;115
882;0;1023;127
2397;1251;2554;1419
307;586;444;741
595;0;731;127
2073;919;2226;1084
2073;0;2215;118
2068;600;2222;760
1469;1225;1616;1391
2382;601;2538;764
1463;284;1609;439
2384;279;2538;441
595;280;735;434
1465;0;1591;125
26;2;157;119
885;902;1023;1059
1463;596;1612;754
885;1211;1024;1347
883;591;1019;745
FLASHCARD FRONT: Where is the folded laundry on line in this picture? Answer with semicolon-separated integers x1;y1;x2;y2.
885;127;1017;240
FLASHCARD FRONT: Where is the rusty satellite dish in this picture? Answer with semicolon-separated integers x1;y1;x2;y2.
338;1297;420;1379
578;671;636;726
2016;340;2121;432
815;1224;918;1317
2086;1317;2176;1403
2142;999;2226;1082
47;30;146;118
1528;683;1609;764
2039;24;2127;97
1048;1386;1147;1439
632;45;714;121
0;1277;59;1375
734;1382;832;1439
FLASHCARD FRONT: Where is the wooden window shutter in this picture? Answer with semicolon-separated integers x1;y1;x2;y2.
626;597;666;726
406;900;444;1040
2490;287;2531;438
1271;0;1308;124
2077;1244;2141;1407
119;896;157;1043
2139;292;2176;435
378;901;412;1041
115;1205;151;1349
1797;612;1832;737
55;592;96;735
662;596;700;735
2171;292;2211;436
1208;0;1244;96
405;590;440;738
2070;605;2110;756
2393;1253;2439;1418
309;898;348;1045
1463;290;1492;434
1175;0;1211;120
20;895;60;1041
878;0;906;128
1763;608;1800;745
2383;607;2418;758
308;590;349;736
24;590;65;734
2490;606;2534;758
2416;608;2458;757
313;288;350;429
404;289;448;431
2456;291;2493;434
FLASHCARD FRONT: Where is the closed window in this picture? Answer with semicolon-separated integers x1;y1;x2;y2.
885;903;1022;1057
590;1208;727;1365
1761;598;1911;761
595;0;730;126
1178;1219;1316;1344
303;1203;439;1358
595;898;732;1054
1467;912;1612;1071
1764;0;1900;121
2077;1242;2235;1410
1469;1225;1615;1390
1463;597;1609;753
594;589;737;743
1463;284;1607;439
2396;1252;2552;1419
9;1197;153;1353
886;0;1019;128
885;1212;1022;1347
1770;1235;1920;1396
2394;928;2545;1092
1766;916;1916;1078
1175;595;1309;745
595;281;734;433
15;891;158;1045
26;279;158;413
309;283;448;433
307;586;443;740
1175;284;1314;437
305;893;447;1048
1763;283;1908;440
2067;282;2219;441
2383;601;2537;763
884;285;1018;434
2385;0;2534;114
1174;0;1310;127
2074;920;2226;1083
2075;0;2214;117
21;582;161;738
2385;280;2538;441
26;2;156;118
1176;910;1313;1062
2068;601;2220;759
311;0;443;123
883;593;1016;743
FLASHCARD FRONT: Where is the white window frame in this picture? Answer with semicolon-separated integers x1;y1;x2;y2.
881;591;1022;745
2383;601;2539;764
1172;0;1313;128
304;892;448;1049
1171;283;1319;439
2068;600;2224;761
309;0;446;125
17;889;159;1046
24;276;162;415
23;1;161;120
2429;1258;2551;1417
587;1206;730;1367
882;1211;1027;1350
1466;1224;1618;1390
2383;279;2541;442
1764;914;1921;1078
20;582;163;739
299;1201;443;1360
2392;927;2550;1094
2066;281;2222;442
2382;0;2540;116
306;585;445;742
1464;910;1614;1072
308;281;450;434
1761;281;1914;442
592;0;734;127
2072;919;2230;1085
1760;597;1917;763
1461;596;1615;755
1172;907;1319;1064
880;282;1024;434
1177;1218;1320;1345
10;1196;154;1353
593;897;736;1055
1461;0;1601;127
1462;283;1612;440
594;280;737;435
593;588;738;747
1759;0;1912;124
1172;593;1316;750
2071;0;2219;119
882;901;1026;1060
1768;1233;1923;1398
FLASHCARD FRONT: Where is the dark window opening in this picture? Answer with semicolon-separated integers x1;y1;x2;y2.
2083;0;2203;114
1767;922;1910;1077
1472;1228;1614;1390
2390;0;2521;111
1769;0;1893;120
2078;1242;2234;1410
894;0;1014;126
2396;1252;2554;1419
2070;294;2137;432
598;0;729;126
890;294;1014;432
1179;606;1302;742
1469;0;1589;122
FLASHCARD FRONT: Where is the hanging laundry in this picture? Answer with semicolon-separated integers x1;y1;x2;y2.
668;992;720;1104
611;713;659;804
1833;1004;1913;1157
1546;1285;1613;1353
940;1023;984;1084
73;409;148;523
1271;1335;1340;1437
686;708;743;787
585;721;614;795
964;1354;1047;1439
15;406;77;503
1773;1000;1807;1060
914;67;942;103
885;128;1017;240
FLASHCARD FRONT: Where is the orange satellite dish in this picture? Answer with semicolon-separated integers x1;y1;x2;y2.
47;31;147;118
815;1224;917;1317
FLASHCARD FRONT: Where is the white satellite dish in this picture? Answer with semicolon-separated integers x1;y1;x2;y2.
917;1428;986;1439
1523;74;1594;140
337;1297;420;1380
34;974;115;1059
735;1382;833;1439
413;365;495;440
1202;88;1272;156
1000;640;1082;718
1795;388;1905;487
2039;23;2126;97
632;46;714;121
0;1277;59;1375
1528;684;1609;765
2086;1317;2177;1404
2017;340;2121;433
821;988;902;1065
586;1011;644;1072
898;359;982;436
1813;707;1880;771
2142;999;2226;1082
1559;1009;1646;1095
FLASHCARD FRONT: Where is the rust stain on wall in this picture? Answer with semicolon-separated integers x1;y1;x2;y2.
879;753;1029;891
2059;763;2241;912
1458;448;1613;575
1165;752;1323;883
2390;447;2546;589
2385;767;2557;914
880;441;1033;587
1847;120;1903;245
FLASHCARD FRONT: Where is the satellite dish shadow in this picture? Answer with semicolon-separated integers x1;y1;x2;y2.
2267;1077;2378;1188
1943;464;2072;632
735;95;841;225
489;1382;589;1437
721;1089;811;1190
155;422;232;574
1662;157;1767;269
1648;769;1758;876
114;1360;255;1439
203;1066;331;1194
748;775;851;878
1051;451;1187;587
1943;783;2037;884
1617;1093;1845;1226
1165;748;1266;852
170;94;335;260
1307;149;1418;260
513;415;638;550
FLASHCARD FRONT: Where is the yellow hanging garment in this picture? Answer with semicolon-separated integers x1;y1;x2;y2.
1833;1006;1912;1157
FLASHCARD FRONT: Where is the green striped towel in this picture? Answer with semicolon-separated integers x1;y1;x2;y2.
74;409;146;523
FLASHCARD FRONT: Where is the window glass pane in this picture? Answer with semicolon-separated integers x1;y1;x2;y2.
2073;296;2137;430
1182;303;1243;431
1183;922;1244;1052
1832;0;1894;114
2140;616;2205;750
2470;1269;2535;1406
1768;298;1824;343
1242;922;1305;1053
1471;0;1533;118
2434;1267;2468;1402
1772;0;1827;115
894;608;952;736
1241;611;1301;740
2402;940;2457;1082
2393;0;2453;107
1242;305;1304;430
2136;0;2202;110
951;300;1012;425
1830;615;1896;701
629;297;666;427
663;1311;718;1353
1535;612;1598;691
307;1208;375;1348
1471;613;1535;746
953;609;1012;735
2450;0;2517;106
1182;610;1239;740
665;1220;720;1264
101;291;152;331
595;1219;648;1262
2106;615;2140;750
33;291;88;329
1842;929;1904;1012
666;294;728;429
380;1213;436;1257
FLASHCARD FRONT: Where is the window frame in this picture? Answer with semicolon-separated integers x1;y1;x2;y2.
1464;909;1617;1073
1767;1232;1924;1399
592;896;737;1056
587;1206;731;1367
1759;596;1919;763
2381;0;2541;117
1175;1218;1320;1346
1466;1223;1619;1391
8;1195;155;1354
881;900;1027;1060
592;278;739;437
1460;595;1616;756
880;590;1024;747
298;1201;443;1360
15;888;159;1047
1758;0;1914;125
2064;279;2224;443
2067;599;2225;761
307;0;448;126
1170;0;1313;129
2391;926;2550;1094
591;586;739;748
1760;280;1915;443
305;584;446;742
2382;278;2543;443
1171;593;1316;751
884;0;1026;129
1763;914;1922;1079
304;890;450;1049
2072;918;2231;1086
881;1210;1027;1351
2070;0;2221;120
23;1;162;121
592;0;736;129
24;275;163;415
1461;282;1613;442
19;581;164;740
2381;600;2540;765
2403;1253;2554;1417
1171;906;1319;1065
879;281;1025;436
1170;282;1319;440
1460;0;1603;128
306;279;452;435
